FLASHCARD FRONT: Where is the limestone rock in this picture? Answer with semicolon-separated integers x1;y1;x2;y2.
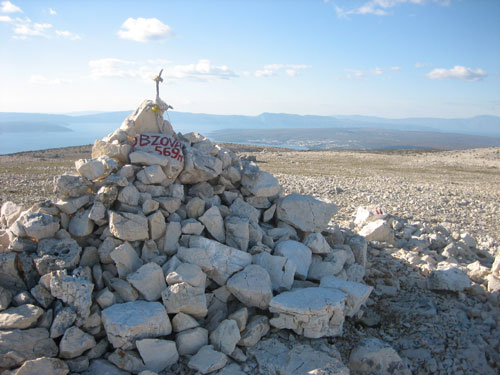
0;253;26;292
127;262;167;301
50;307;76;338
161;282;207;319
35;238;82;275
226;264;273;309
136;339;178;372
359;219;394;243
147;210;166;240
108;349;145;373
172;312;199;333
303;232;332;254
102;301;172;350
349;338;410;375
248;338;349;375
178;147;223;184
54;174;92;199
17;212;60;240
109;278;139;302
0;328;58;369
59;326;96;359
109;211;149;241
50;273;94;319
176;327;208;356
110;242;143;278
82;359;130;375
92;139;131;163
69;208;94;237
230;198;260;223
55;195;90;215
252;252;295;292
225;216;249;251
0;304;43;329
137;164;167;185
14;357;69;375
166;263;206;288
1;201;23;227
274;240;312;280
277;193;337;232
269;287;347;338
238;315;270;347
199;206;225;242
320;276;373;317
188;236;252;285
117;185;140;206
241;170;281;197
427;264;471;292
0;286;12;311
210;319;241;355
188;345;228;374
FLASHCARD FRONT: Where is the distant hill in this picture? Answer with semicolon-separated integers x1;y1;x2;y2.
1;110;499;149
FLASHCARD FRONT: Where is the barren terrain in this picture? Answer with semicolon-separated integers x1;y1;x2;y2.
1;144;499;374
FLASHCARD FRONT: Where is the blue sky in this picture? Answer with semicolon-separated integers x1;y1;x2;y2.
0;0;499;118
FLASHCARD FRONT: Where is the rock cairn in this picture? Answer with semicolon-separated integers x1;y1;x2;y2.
0;88;375;374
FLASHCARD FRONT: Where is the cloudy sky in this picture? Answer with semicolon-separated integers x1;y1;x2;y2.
0;0;499;118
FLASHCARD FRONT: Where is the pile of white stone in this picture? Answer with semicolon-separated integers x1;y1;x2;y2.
0;99;373;375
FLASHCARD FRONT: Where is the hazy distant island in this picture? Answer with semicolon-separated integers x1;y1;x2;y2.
0;121;73;134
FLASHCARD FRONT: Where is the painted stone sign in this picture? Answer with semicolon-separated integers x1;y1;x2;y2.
133;133;184;163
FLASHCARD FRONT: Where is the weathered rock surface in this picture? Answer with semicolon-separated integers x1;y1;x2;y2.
101;301;172;350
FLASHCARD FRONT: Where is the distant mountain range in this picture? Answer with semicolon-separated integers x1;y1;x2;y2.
1;110;499;150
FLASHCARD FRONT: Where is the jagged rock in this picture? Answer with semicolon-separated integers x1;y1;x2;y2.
320;276;373;317
359;219;394;243
187;236;252;285
176;327;208;356
241;170;281;197
166;263;206;288
252;252;296;292
147;210;166;240
82;359;130;375
199;206;225;242
226;264;273;309
14;212;60;240
161;282;207;319
110;242;143;278
1;201;23;227
109;211;149;241
76;157;117;181
238;315;270;347
55;195;90;215
274;240;312;280
349;338;410;375
50;273;93;319
178;147;222;184
0;253;26;292
277;193;337;232
269;287;347;338
50;307;77;338
0;328;58;369
427;264;471;292
0;286;12;311
136;339;178;372
228;307;248;332
54;175;92;199
347;235;367;268
102;301;172;350
209;319;241;355
69;208;94;237
172;312;199;332
35;238;82;275
127;262;167;301
230;198;260;223
108;349;146;373
137;164;167;185
117;185;140;206
303;232;332;254
225;216;250;251
14;357;69;375
0;304;44;329
188;345;228;374
181;218;205;235
92;140;131;163
30;284;53;309
59;326;96;359
248;338;349;375
96;288;117;309
109;278;139;302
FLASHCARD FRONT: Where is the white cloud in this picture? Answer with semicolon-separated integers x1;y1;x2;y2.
346;65;401;79
12;18;52;39
1;1;22;13
426;65;487;82
254;69;275;78
345;69;365;79
48;8;56;15
29;74;71;85
56;29;81;40
89;58;237;82
415;62;430;68
255;64;310;77
0;14;11;22
117;17;174;42
335;0;451;17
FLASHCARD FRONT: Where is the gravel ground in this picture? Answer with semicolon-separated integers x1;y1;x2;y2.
1;143;499;374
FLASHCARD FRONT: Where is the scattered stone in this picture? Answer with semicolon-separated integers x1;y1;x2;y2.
427;264;471;292
59;326;96;359
127;262;166;301
109;211;149;241
176;327;208;356
226;264;273;309
188;345;228;374
210;319;241;355
14;357;69;375
349;338;410;375
274;240;312;280
101;301;172;350
0;304;43;329
237;315;270;347
136;339;178;372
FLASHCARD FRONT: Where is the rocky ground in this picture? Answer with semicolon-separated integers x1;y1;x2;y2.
0;143;499;374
